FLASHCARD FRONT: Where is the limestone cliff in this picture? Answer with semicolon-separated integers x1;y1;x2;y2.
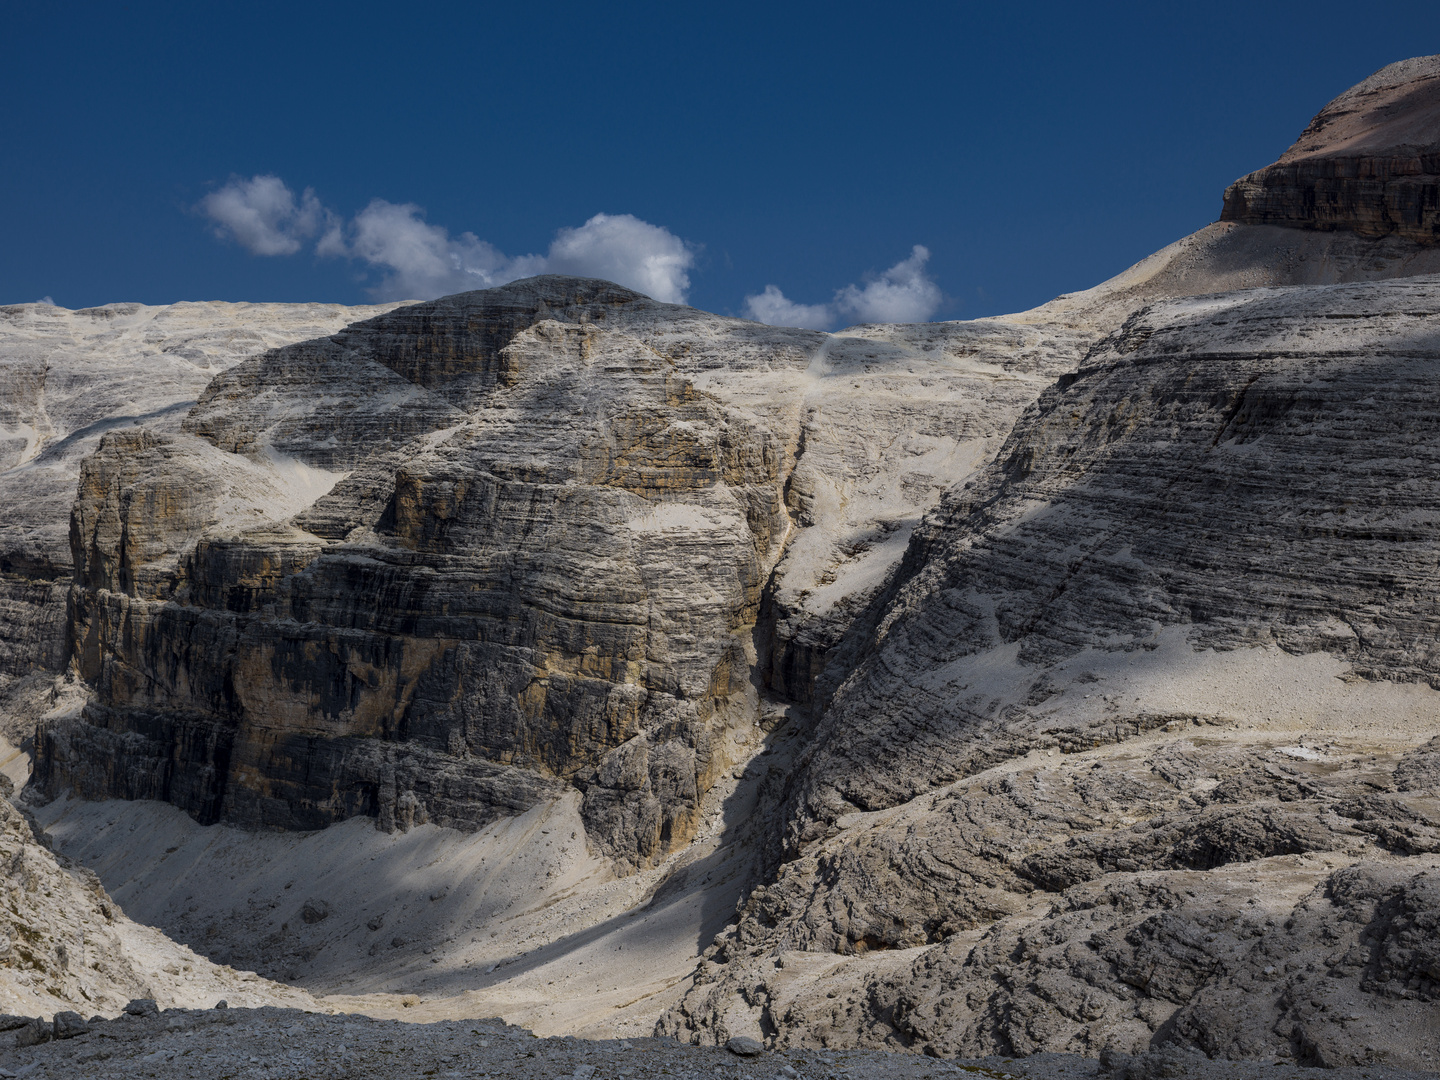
33;278;1086;869
0;300;400;741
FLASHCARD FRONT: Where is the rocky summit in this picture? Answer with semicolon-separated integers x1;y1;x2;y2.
2;55;1440;1079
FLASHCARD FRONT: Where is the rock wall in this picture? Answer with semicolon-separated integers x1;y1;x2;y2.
34;277;1086;869
0;300;401;737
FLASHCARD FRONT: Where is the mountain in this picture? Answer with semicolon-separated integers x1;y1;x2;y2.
2;54;1440;1072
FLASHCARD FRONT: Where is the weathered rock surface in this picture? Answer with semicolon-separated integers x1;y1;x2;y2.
665;734;1440;1068
32;277;1089;869
0;300;399;739
1223;55;1440;243
662;278;1440;1067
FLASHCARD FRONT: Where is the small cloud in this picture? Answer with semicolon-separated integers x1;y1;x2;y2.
545;213;694;305
37;296;56;306
743;245;942;330
199;175;334;256
337;199;537;300
834;246;941;324
196;175;696;304
743;285;833;330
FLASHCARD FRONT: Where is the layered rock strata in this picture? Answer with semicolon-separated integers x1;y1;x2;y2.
33;278;1085;868
1222;55;1440;243
0;301;399;739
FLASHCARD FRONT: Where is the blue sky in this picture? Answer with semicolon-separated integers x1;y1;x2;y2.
4;1;1437;322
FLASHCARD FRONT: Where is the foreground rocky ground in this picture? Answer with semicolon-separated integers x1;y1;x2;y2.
0;1007;1435;1080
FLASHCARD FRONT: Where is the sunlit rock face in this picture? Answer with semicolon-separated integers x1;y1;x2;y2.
35;277;1086;868
1223;54;1440;243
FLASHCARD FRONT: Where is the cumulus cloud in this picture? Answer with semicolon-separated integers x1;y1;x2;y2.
742;285;834;331
336;199;546;300
197;175;696;303
199;175;332;256
743;245;943;330
545;214;693;304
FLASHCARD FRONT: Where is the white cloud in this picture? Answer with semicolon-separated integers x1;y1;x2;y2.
742;285;834;331
199;175;332;256
743;245;943;330
545;214;693;304
198;176;696;304
337;199;546;300
834;245;942;324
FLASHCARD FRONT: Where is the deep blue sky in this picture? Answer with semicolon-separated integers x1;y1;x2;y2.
4;1;1438;319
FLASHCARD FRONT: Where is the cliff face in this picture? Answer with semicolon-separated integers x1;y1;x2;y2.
0;300;400;741
33;277;1085;869
1222;55;1440;243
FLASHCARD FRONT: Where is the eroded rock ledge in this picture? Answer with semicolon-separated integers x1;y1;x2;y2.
1222;55;1440;243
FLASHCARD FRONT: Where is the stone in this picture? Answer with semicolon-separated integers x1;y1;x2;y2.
12;1020;47;1047
725;1035;764;1056
50;1012;88;1039
300;899;330;924
658;62;1440;1071
123;1000;159;1018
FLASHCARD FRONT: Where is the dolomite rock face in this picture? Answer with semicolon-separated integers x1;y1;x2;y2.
34;277;1088;868
662;277;1440;1067
807;278;1440;823
0;300;400;736
665;736;1440;1067
1222;55;1440;243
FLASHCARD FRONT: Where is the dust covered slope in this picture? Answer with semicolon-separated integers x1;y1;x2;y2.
0;780;315;1018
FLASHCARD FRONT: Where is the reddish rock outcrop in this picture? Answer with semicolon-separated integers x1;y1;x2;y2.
1222;55;1440;243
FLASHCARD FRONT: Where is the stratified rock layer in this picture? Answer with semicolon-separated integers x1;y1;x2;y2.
35;277;1086;868
663;277;1440;1069
1222;55;1440;243
0;300;400;739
